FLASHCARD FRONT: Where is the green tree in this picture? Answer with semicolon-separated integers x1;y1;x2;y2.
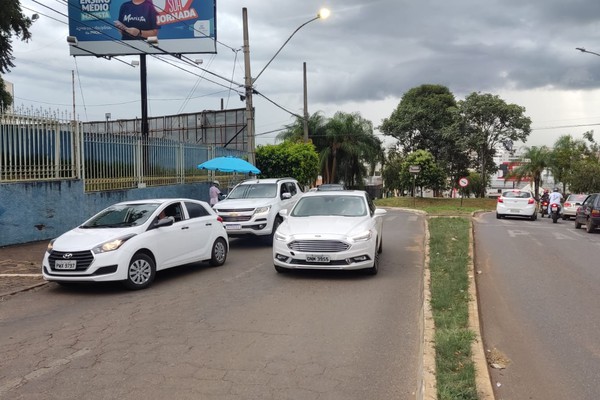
276;112;327;143
459;171;487;198
399;150;446;196
549;135;588;193
457;92;532;197
510;146;551;199
256;141;319;188
570;159;600;193
0;2;33;110
382;147;405;195
380;84;456;159
318;111;382;185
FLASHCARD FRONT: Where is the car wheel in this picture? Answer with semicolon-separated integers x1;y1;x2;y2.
366;250;379;275
274;265;287;273
378;236;383;253
123;253;155;290
575;219;582;229
496;213;501;219
265;217;282;245
530;213;537;221
209;237;228;266
586;219;595;233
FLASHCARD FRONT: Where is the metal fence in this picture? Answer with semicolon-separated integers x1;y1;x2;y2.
1;107;248;191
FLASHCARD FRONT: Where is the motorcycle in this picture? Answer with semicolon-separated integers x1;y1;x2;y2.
550;203;561;223
539;200;549;217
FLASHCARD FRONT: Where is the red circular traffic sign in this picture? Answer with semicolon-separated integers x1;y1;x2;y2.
458;177;469;187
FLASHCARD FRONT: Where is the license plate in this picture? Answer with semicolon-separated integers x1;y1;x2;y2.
306;255;330;263
226;224;241;230
55;260;77;270
510;209;521;213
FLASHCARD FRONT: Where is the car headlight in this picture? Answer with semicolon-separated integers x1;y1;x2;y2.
46;239;55;253
92;234;136;254
350;230;373;242
254;206;271;215
274;230;290;242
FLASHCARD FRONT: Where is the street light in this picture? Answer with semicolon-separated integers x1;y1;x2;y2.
576;47;600;57
242;8;329;165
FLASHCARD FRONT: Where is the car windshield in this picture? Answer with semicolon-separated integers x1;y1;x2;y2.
291;195;367;217
227;183;277;199
567;194;587;202
502;191;531;198
81;203;159;228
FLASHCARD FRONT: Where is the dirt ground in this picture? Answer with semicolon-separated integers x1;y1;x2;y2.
0;241;49;297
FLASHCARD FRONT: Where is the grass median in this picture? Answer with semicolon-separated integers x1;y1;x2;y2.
375;197;496;399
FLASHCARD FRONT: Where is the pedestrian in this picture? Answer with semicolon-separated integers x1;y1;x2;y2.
209;180;222;207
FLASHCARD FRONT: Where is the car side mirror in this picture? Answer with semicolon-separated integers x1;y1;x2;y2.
281;192;292;200
153;216;174;229
279;209;288;219
374;208;387;216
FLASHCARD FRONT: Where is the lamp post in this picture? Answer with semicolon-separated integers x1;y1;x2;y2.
576;47;600;57
242;8;330;164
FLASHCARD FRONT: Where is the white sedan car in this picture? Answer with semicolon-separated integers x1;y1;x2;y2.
43;199;228;290
496;189;537;220
273;191;386;275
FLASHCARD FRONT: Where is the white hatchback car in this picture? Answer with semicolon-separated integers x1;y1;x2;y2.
43;199;228;290
496;189;537;220
273;190;386;275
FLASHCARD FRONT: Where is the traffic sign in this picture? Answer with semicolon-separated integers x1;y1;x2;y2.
458;177;469;187
409;165;421;174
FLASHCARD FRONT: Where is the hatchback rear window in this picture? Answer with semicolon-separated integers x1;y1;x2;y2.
502;191;531;198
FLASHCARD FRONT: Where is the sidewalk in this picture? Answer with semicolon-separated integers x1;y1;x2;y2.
0;240;49;297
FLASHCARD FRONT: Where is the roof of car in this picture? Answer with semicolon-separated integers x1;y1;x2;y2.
301;190;366;198
238;178;297;184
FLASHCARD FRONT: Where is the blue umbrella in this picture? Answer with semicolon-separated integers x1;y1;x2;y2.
197;156;261;174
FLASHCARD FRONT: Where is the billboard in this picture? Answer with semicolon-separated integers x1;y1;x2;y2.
67;0;216;56
498;161;530;182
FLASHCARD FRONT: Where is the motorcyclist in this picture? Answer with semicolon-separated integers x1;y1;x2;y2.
548;187;563;217
540;189;550;216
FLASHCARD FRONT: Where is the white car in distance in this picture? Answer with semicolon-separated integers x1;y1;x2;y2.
43;198;228;290
496;189;537;220
273;190;386;275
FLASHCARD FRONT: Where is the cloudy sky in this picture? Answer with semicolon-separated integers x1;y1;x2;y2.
7;0;600;150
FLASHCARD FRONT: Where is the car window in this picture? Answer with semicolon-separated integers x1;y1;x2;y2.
366;194;376;216
162;202;184;222
583;195;595;206
185;202;210;218
82;203;159;228
567;194;587;203
503;191;530;198
286;182;298;196
291;196;366;217
228;183;277;199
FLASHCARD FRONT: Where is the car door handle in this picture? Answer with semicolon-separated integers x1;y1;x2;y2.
181;226;189;230
205;223;212;226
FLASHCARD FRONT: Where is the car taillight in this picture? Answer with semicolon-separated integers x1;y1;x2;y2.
497;197;504;203
528;198;534;204
592;210;600;216
564;202;571;207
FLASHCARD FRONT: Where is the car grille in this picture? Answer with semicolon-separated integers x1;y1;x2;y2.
217;208;255;213
222;215;252;222
288;240;350;253
48;250;94;271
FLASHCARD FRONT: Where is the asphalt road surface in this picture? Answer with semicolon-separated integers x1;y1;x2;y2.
474;212;600;400
0;208;425;400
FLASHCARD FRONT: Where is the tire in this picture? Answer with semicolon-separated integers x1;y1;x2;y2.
586;219;595;233
530;213;537;221
209;237;228;266
496;213;501;219
123;253;155;290
575;219;582;229
562;215;567;220
274;265;287;273
378;235;383;253
365;250;379;275
265;217;282;245
552;213;558;223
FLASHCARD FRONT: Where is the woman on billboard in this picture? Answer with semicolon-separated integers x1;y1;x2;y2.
114;0;159;40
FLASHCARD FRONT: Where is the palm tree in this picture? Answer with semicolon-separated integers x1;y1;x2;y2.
276;112;327;143
510;146;551;199
319;112;382;185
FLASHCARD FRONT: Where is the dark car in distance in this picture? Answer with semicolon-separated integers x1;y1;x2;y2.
574;193;600;233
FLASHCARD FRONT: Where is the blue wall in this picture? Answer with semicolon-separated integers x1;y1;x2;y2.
0;180;211;247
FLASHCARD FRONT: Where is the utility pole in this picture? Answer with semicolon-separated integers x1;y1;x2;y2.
303;62;309;143
242;8;255;165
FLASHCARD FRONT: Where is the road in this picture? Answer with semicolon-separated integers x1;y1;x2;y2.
474;212;600;400
0;209;425;400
